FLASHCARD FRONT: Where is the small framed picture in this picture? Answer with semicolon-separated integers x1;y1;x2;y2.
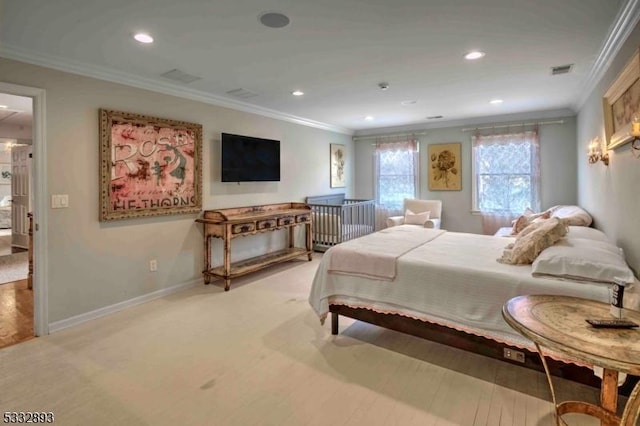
0;164;11;185
330;144;346;188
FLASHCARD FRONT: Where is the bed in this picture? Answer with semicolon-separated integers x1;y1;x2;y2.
305;194;375;252
309;224;640;389
0;196;11;228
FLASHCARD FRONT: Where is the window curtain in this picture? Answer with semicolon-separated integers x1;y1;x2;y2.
373;139;419;230
472;130;540;235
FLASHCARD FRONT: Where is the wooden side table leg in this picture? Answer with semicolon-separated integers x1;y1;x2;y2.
306;223;312;261
601;369;619;426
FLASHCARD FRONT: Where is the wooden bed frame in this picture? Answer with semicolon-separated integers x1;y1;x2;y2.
330;304;638;395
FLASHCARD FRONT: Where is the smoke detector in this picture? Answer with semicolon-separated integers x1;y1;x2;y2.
378;82;389;91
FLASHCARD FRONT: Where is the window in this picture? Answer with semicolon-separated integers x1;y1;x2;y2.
374;140;418;210
472;131;540;214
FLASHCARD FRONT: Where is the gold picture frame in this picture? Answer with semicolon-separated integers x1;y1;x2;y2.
330;143;346;188
428;142;461;191
603;48;640;150
99;109;203;221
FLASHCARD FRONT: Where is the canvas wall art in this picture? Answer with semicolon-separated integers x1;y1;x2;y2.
428;142;461;191
99;109;202;221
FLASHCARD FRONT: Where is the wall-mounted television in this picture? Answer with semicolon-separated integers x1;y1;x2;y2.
221;133;281;182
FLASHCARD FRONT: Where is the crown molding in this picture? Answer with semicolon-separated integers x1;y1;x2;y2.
353;108;575;137
0;44;353;136
574;0;640;110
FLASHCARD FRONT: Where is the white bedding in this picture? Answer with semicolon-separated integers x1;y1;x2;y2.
309;225;630;358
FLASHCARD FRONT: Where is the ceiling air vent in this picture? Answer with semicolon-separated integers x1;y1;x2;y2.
160;69;202;84
427;115;443;120
551;64;573;75
226;88;259;99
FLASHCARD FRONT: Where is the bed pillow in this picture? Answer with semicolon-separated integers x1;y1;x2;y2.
548;205;593;227
498;217;567;265
566;226;610;242
532;237;635;284
404;209;430;225
511;208;551;235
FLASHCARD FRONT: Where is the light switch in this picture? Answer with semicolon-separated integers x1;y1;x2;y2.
51;194;69;209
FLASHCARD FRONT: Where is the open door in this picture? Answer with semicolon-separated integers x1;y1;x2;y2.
11;145;31;249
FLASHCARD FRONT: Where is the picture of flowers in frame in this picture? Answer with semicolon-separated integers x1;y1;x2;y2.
330;143;346;188
0;164;11;185
99;109;203;221
603;48;640;150
428;142;461;191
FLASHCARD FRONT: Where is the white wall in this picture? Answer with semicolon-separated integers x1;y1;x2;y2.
0;57;353;323
355;115;577;233
577;22;640;275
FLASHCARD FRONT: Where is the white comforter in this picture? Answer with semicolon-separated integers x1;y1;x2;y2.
309;226;617;352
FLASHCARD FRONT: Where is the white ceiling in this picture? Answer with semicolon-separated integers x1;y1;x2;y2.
0;0;630;133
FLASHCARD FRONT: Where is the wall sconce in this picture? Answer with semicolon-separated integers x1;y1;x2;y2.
588;136;609;165
631;113;640;154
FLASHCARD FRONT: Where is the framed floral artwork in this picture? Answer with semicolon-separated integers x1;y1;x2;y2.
603;48;640;150
99;109;202;221
330;143;346;188
0;164;11;185
428;142;461;191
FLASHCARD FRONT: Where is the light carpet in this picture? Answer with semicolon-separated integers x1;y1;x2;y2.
0;251;28;285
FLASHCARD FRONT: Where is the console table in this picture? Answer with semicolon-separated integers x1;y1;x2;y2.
503;295;640;426
196;202;313;291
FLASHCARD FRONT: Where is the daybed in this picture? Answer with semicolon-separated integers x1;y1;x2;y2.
305;194;375;252
309;221;639;388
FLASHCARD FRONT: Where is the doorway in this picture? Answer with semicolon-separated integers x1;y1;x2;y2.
0;93;32;349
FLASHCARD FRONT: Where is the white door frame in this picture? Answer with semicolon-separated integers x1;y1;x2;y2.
0;81;48;336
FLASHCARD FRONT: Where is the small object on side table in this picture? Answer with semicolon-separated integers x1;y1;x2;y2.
503;295;640;426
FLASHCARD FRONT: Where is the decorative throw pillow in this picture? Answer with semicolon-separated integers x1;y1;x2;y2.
511;208;551;235
499;217;568;265
404;209;430;226
548;205;593;227
532;237;635;284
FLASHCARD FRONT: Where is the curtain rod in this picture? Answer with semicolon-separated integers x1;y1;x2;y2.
352;131;427;142
461;120;564;132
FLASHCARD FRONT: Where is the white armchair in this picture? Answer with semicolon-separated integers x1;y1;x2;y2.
386;199;442;229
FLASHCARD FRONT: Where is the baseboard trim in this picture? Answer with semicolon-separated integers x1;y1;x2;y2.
48;278;202;333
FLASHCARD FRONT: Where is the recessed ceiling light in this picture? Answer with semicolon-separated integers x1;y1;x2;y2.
464;51;485;60
133;33;154;44
490;99;503;104
364;116;374;121
0;105;7;109
401;100;418;106
291;90;304;96
259;12;290;28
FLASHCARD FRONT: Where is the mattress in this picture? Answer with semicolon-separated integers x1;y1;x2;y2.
309;225;620;356
314;224;375;244
0;206;11;229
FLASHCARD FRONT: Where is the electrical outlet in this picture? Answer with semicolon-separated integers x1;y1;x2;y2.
503;348;525;363
149;259;158;272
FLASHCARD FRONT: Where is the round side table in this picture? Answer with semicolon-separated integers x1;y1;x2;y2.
503;295;640;426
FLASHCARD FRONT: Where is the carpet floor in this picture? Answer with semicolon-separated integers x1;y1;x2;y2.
0;251;28;285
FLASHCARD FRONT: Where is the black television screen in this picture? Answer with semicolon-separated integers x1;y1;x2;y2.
221;133;281;182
